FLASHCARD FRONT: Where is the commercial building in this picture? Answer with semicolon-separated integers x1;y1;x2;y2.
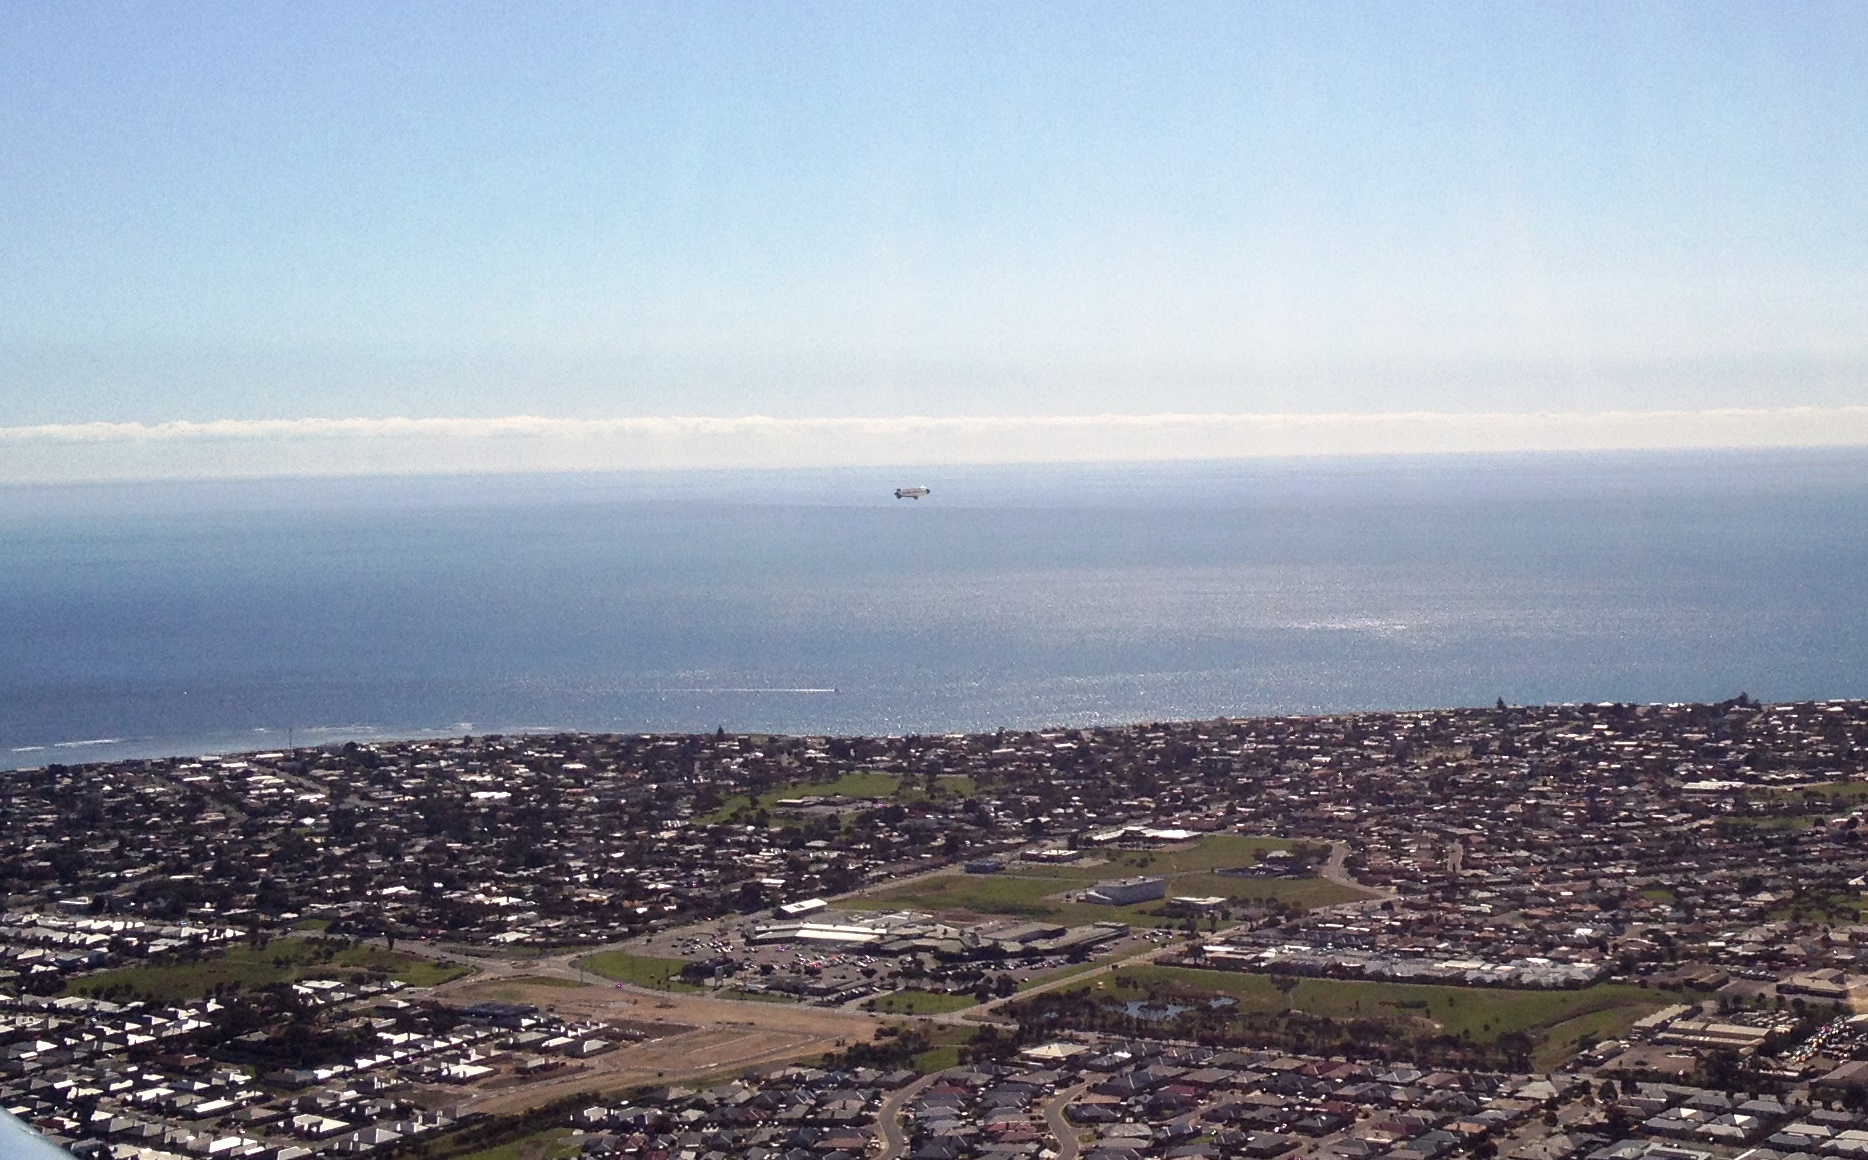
1083;876;1165;905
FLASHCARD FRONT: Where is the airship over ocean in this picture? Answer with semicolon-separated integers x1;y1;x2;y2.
893;486;931;499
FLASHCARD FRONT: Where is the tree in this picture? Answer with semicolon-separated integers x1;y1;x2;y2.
1270;973;1300;1010
1496;1031;1534;1072
1603;1103;1632;1140
1702;1048;1743;1093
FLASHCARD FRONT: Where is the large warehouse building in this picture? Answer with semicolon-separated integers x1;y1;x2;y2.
1082;875;1166;905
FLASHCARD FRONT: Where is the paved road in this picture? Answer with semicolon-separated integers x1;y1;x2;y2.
367;832;1387;1113
377;937;883;1072
1318;840;1396;911
1040;1078;1095;1160
874;1072;939;1160
933;938;1179;1026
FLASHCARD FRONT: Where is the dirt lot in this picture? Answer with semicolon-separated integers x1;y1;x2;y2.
462;1024;848;1115
449;976;884;1040
438;976;885;1114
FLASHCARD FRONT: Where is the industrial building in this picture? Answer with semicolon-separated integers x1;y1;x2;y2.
1082;875;1166;905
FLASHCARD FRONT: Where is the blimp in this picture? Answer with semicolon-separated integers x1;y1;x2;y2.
893;486;931;500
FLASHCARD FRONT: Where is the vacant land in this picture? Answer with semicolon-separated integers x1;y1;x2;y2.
496;974;591;989
1116;964;1660;1039
464;1025;846;1116
1721;780;1868;837
448;976;596;1005
863;989;978;1015
1038;964;1665;1070
575;951;702;992
843;834;1366;925
892;1023;981;1073
1719;814;1818;832
1769;889;1868;923
439;977;877;1041
705;771;979;823
1018;955;1126;993
453;1127;580;1160
1767;779;1868;807
573;951;796;1002
64;937;468;1002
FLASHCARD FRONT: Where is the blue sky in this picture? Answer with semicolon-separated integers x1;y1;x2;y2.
3;2;1867;450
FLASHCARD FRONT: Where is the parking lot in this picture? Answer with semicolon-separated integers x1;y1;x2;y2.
621;906;1164;1007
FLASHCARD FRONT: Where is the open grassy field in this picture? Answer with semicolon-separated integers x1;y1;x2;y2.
1768;890;1868;923
453;1127;580;1160
1018;954;1126;993
843;834;1366;925
1720;781;1868;836
1765;779;1868;807
1077;965;1666;1069
704;771;979;822
863;989;979;1015
1719;814;1818;831
497;974;591;989
572;951;796;1002
573;950;703;991
64;937;468;1002
908;1024;981;1072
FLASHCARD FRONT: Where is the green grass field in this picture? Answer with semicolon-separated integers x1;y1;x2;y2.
843;834;1366;925
863;989;979;1015
64;938;468;1002
572;951;795;1002
1767;779;1868;807
573;950;703;991
1018;955;1126;993
453;1127;580;1160
913;1044;964;1072
1768;890;1868;923
907;1024;980;1073
498;974;592;988
704;771;980;822
1080;965;1665;1068
1722;780;1868;835
1719;814;1818;831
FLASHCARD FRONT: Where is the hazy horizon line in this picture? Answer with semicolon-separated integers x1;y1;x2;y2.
4;405;1868;483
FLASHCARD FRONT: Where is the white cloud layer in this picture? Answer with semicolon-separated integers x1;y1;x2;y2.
4;407;1868;483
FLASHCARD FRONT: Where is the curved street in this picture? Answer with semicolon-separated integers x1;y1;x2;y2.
1040;1079;1095;1160
874;1072;937;1160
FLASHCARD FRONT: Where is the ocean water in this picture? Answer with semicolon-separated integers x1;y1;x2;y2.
3;449;1867;769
